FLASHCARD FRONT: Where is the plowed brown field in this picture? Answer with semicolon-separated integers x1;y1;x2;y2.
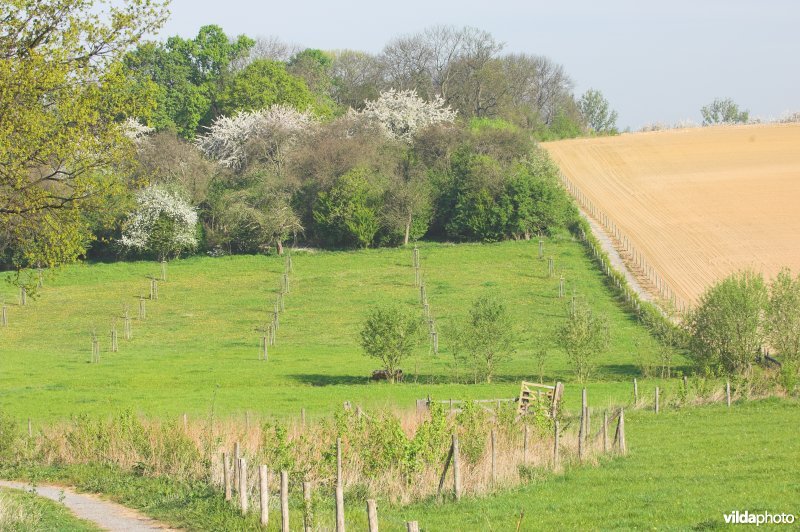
543;123;800;307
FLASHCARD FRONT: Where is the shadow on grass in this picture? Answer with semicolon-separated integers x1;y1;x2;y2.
287;374;370;386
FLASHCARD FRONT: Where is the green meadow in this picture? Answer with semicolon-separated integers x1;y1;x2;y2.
0;236;672;422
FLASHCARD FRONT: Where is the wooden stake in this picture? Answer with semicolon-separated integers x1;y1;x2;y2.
20;286;26;306
239;458;248;514
553;419;560;468
280;470;289;532
367;499;378;532
452;434;462;500
161;260;167;282
27;418;32;437
406;522;419;532
1;303;7;327
633;378;638;404
602;411;609;452
259;465;269;526
523;425;529;463
223;452;231;501
618;408;627;454
233;441;240;489
336;438;345;532
138;296;146;320
490;429;496;484
538;239;544;259
182;413;188;432
578;406;585;462
303;481;312;532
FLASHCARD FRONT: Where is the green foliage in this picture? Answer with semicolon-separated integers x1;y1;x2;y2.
359;304;421;381
0;0;168;271
314;169;382;248
451;296;516;383
700;97;749;125
765;268;800;366
558;298;610;383
260;420;296;473
124;25;255;138
454;400;489;464
218;60;316;117
686;271;767;376
577;89;619;134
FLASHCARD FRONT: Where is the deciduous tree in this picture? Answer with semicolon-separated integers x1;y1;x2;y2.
0;0;168;273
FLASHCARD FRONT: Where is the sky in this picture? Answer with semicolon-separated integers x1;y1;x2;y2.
156;0;799;130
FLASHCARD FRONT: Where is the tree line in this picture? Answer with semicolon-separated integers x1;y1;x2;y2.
3;3;623;275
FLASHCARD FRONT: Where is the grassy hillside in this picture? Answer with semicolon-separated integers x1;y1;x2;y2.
0;237;674;421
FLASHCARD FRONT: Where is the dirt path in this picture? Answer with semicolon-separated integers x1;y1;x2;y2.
0;480;178;531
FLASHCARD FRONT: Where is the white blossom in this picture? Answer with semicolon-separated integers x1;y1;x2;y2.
120;186;198;253
121;117;154;145
195;105;316;169
358;89;457;142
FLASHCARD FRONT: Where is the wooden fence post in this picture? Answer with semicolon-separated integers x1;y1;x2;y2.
490;429;496;484
367;499;378;532
336;438;345;532
553;419;560;468
223;453;231;501
617;409;627;454
578;406;585;462
452;434;462;500
538;239;544;259
523;425;529;463
238;458;248;514
633;378;638;405
1;303;7;327
280;470;289;532
233;441;240;489
602;411;609;453
406;522;419;532
259;465;269;526
139;295;146;320
303;481;312;532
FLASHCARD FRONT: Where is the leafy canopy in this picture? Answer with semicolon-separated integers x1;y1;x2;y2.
0;0;168;274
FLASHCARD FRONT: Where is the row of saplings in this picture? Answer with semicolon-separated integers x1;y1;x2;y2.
361;268;800;395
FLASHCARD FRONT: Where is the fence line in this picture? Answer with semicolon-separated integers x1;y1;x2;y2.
559;173;690;313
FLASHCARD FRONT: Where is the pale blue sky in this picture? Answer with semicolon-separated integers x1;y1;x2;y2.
157;0;799;130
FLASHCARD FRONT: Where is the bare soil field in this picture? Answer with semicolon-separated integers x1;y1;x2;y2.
543;123;800;307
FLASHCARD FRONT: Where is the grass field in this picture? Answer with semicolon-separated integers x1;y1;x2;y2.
0;237;674;422
544;123;800;306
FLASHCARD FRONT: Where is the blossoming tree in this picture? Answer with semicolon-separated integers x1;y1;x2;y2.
120;186;198;261
194;105;315;173
359;89;456;142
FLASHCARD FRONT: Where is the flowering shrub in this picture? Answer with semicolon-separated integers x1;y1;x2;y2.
359;89;456;142
120;186;198;260
195;105;315;169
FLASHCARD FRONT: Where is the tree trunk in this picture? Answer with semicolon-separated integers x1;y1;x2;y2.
404;218;411;246
277;240;284;255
